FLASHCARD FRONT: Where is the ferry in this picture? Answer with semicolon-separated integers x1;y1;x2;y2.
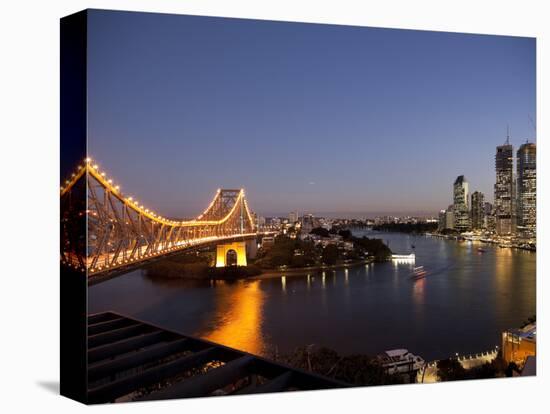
391;253;415;260
377;349;425;375
410;266;427;280
391;253;415;264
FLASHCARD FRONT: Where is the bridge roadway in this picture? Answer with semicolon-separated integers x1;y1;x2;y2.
84;232;276;284
89;233;257;274
61;158;274;280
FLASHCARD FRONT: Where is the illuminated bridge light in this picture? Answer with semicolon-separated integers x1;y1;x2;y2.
61;158;270;276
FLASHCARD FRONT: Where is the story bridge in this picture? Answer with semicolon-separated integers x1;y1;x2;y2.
60;158;273;278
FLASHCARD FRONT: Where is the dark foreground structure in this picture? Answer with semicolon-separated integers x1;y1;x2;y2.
87;312;348;403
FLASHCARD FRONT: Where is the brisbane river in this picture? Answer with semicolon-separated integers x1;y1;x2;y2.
89;230;536;361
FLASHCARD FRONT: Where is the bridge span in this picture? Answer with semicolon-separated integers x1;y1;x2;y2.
61;158;273;278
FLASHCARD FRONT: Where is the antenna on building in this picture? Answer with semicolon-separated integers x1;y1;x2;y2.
527;114;536;143
505;124;510;145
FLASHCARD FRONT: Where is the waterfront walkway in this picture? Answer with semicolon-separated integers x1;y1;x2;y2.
417;349;498;383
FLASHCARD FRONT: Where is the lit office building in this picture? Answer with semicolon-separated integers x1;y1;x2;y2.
438;210;446;231
470;191;485;230
445;205;455;230
502;322;536;367
494;139;515;235
484;202;495;232
516;142;536;238
453;175;470;232
300;214;317;234
288;211;299;224
257;215;266;229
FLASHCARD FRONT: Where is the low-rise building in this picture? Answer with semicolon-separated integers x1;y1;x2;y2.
261;236;275;249
445;205;455;230
343;241;354;251
502;322;536;367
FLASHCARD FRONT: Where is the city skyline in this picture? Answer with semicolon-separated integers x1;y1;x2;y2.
59;9;538;402
87;10;536;218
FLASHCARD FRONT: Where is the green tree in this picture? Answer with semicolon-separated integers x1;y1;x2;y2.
310;227;330;237
278;346;403;386
322;244;339;265
436;358;467;381
353;236;392;261
338;229;352;240
505;362;520;377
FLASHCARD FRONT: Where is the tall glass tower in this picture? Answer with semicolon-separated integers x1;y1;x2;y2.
516;142;536;237
470;191;485;230
494;138;514;235
453;175;470;232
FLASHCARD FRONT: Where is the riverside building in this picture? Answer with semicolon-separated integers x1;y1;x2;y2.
453;175;470;232
494;137;515;235
516;142;536;238
470;191;485;231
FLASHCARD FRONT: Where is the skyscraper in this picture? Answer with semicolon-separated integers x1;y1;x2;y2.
438;209;446;231
453;175;470;232
445;205;455;230
494;138;514;235
288;211;298;224
300;214;316;234
484;202;495;232
470;191;485;230
516;142;536;237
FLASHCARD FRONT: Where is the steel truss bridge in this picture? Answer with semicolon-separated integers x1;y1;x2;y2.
61;158;266;277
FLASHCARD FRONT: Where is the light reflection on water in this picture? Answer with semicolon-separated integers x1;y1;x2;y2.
88;231;535;361
200;280;266;355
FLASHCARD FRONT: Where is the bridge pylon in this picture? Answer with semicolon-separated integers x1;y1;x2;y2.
216;241;247;267
60;157;259;276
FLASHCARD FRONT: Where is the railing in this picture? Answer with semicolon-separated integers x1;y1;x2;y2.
60;158;261;276
87;312;348;403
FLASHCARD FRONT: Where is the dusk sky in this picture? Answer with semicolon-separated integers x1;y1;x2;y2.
87;10;536;218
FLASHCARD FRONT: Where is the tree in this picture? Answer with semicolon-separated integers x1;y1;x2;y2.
322;244;339;265
277;346;404;386
353;236;392;261
372;222;438;234
436;358;466;381
505;362;520;377
310;227;330;238
467;362;498;379
252;235;320;268
338;229;352;240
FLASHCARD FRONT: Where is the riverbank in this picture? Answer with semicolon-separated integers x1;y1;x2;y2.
253;257;374;280
137;256;374;282
89;230;535;361
425;232;536;252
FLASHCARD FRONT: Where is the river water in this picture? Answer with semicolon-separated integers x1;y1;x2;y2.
88;230;536;361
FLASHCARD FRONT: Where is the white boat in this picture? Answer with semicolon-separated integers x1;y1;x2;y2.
391;253;415;260
377;349;425;375
410;266;427;280
391;253;415;264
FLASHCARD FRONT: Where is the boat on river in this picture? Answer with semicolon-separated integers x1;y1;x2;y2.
377;349;425;375
410;266;427;280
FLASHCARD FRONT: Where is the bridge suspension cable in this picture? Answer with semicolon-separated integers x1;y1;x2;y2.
60;158;258;276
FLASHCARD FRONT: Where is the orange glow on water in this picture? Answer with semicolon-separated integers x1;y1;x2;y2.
201;280;266;355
